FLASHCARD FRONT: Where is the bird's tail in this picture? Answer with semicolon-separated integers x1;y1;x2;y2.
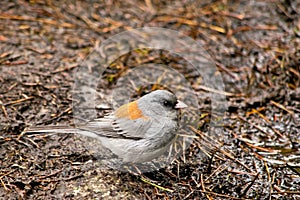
24;125;99;138
24;125;77;134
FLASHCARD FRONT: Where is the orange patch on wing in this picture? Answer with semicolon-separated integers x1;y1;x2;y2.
115;101;148;120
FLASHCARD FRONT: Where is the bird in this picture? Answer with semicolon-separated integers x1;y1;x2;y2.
24;90;187;163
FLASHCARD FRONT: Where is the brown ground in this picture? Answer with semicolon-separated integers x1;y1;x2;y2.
1;0;300;199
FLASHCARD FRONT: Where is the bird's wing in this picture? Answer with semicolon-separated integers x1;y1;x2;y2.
78;114;153;140
79;100;154;139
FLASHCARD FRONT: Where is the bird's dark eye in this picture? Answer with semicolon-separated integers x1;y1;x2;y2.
162;100;173;108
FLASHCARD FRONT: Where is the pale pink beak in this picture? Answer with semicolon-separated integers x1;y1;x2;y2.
175;100;188;109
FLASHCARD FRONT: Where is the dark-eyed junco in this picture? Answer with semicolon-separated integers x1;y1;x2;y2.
24;90;187;163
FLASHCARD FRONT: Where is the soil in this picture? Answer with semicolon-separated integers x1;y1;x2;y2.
0;0;299;199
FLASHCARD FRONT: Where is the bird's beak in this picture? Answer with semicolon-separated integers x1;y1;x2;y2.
175;100;188;109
